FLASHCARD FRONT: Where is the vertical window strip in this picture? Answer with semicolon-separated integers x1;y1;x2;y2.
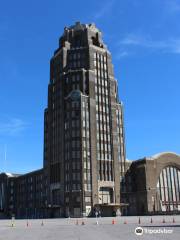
160;172;164;202
173;167;178;204
162;169;167;208
170;167;176;205
166;168;171;209
177;170;180;202
167;167;173;209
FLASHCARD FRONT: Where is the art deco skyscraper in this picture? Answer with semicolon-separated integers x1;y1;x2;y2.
43;22;126;217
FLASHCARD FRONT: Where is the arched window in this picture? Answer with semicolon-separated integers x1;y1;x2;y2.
157;166;180;212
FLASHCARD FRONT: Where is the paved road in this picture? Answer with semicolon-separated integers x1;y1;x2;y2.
0;215;180;240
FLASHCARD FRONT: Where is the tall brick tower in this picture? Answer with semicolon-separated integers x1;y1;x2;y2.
43;22;126;217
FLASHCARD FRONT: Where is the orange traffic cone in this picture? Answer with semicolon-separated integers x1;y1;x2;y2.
112;219;115;225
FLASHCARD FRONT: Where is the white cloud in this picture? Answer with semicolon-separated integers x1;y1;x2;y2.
115;51;130;59
0;118;27;136
94;0;115;20
118;34;180;54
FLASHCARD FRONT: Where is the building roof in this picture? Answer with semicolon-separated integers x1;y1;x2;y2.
126;159;133;163
131;152;180;164
150;152;180;159
17;168;43;178
65;22;99;33
2;173;21;177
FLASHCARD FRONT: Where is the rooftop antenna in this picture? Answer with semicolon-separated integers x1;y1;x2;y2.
4;144;7;172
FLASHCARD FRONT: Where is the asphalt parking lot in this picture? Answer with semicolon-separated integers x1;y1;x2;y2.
0;215;180;240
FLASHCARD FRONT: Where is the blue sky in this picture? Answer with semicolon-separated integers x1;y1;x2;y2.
0;0;180;173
